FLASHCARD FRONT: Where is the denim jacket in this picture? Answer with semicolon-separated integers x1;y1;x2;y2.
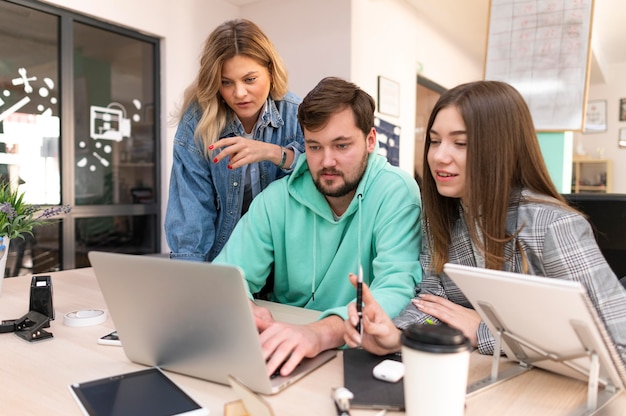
165;92;304;261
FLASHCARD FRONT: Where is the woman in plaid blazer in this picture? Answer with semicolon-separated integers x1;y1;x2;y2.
343;80;626;366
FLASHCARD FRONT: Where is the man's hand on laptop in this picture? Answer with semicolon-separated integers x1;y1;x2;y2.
250;300;275;331
260;316;345;377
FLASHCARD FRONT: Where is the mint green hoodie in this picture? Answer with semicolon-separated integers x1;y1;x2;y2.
214;149;422;320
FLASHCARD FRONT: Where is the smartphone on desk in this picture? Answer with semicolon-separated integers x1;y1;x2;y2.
98;330;121;346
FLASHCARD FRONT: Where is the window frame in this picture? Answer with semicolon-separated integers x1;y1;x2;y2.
4;0;161;271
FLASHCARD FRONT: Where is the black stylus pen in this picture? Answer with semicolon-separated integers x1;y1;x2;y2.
356;265;363;335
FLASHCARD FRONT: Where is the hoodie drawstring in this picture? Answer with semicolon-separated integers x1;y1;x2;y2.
311;193;363;303
357;193;363;273
312;216;317;301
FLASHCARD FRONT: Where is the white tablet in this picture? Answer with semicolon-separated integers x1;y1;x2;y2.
443;263;626;390
69;367;208;416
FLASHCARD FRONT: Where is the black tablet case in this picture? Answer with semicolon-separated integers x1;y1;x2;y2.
343;348;405;410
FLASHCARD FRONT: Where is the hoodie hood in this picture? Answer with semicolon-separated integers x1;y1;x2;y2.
285;142;388;301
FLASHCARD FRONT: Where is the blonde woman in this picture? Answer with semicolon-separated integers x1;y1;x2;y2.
166;19;304;262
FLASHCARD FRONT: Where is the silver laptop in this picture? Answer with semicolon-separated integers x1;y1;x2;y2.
88;251;337;395
444;263;626;408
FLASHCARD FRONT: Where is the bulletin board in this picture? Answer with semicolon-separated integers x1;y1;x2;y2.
375;117;400;167
484;0;594;132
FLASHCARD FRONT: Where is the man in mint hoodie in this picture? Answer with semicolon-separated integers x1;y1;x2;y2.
214;77;422;376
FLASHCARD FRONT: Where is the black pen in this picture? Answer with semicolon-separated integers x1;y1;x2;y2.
356;265;363;335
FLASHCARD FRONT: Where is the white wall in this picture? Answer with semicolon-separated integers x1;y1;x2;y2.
39;0;485;253
243;0;484;177
574;62;626;193
240;0;352;98
350;0;483;179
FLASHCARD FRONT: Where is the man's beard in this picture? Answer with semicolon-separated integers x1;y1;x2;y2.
313;151;368;198
314;172;361;197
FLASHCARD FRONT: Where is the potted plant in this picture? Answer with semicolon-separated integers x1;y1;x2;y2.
0;181;71;290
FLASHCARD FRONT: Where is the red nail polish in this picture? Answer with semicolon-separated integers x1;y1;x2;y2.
227;165;232;170
213;158;218;163
208;145;214;150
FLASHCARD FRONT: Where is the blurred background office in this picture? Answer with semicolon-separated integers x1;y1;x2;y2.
1;0;625;277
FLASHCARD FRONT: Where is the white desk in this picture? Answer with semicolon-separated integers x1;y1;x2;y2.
0;268;624;415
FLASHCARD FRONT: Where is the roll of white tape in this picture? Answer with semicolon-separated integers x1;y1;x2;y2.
63;309;107;327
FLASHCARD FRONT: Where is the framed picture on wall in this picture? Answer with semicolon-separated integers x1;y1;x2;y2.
583;100;607;133
377;76;400;117
620;98;626;121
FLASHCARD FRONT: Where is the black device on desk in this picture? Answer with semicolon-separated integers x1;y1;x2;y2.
0;275;54;342
30;275;54;322
69;367;208;416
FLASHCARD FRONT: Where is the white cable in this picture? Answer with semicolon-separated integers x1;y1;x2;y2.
63;309;107;327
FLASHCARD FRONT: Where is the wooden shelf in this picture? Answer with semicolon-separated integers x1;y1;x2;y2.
571;159;612;193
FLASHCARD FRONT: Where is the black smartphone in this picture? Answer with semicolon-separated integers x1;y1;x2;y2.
97;330;121;346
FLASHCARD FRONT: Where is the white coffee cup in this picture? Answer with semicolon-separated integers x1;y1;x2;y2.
401;323;471;416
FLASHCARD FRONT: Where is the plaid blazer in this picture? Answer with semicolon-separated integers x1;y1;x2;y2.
393;189;626;365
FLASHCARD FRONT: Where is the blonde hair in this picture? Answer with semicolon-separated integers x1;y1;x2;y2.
178;19;288;158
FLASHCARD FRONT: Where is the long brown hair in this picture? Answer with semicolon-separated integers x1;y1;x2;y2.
178;19;288;157
422;80;567;273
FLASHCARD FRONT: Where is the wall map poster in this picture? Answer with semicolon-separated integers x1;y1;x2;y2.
484;0;593;131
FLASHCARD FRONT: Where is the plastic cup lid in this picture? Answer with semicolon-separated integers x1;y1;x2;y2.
401;323;470;353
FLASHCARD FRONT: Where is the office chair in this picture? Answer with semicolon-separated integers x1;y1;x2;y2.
562;193;626;281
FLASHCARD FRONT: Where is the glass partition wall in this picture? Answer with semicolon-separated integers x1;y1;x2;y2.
0;0;160;275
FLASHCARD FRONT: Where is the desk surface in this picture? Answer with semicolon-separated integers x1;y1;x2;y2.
0;268;624;415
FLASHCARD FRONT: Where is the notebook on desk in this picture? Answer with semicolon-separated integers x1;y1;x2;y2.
343;348;404;410
87;251;337;395
443;263;626;395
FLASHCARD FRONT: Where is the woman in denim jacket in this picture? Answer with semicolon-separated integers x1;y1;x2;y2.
165;19;304;262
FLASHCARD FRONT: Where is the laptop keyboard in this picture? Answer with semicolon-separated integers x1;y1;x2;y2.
270;358;301;379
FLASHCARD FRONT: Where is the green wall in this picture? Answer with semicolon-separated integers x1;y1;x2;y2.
537;132;573;194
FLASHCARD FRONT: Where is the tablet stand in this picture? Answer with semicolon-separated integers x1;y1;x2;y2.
466;303;621;415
